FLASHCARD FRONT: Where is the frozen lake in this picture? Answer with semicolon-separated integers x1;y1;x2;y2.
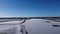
0;19;60;34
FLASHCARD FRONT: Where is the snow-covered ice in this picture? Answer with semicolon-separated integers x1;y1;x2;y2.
23;19;60;34
0;19;60;34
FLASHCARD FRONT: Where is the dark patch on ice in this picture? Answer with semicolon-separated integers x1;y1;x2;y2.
44;21;51;23
52;25;60;27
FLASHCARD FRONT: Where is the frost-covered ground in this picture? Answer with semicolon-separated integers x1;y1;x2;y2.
0;19;60;34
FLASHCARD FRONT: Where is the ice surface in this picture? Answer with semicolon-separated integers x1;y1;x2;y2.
0;19;60;34
23;19;60;34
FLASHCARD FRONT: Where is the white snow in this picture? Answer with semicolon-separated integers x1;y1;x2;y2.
23;19;60;34
0;19;60;34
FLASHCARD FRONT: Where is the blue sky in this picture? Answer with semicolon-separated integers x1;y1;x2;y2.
0;0;60;17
